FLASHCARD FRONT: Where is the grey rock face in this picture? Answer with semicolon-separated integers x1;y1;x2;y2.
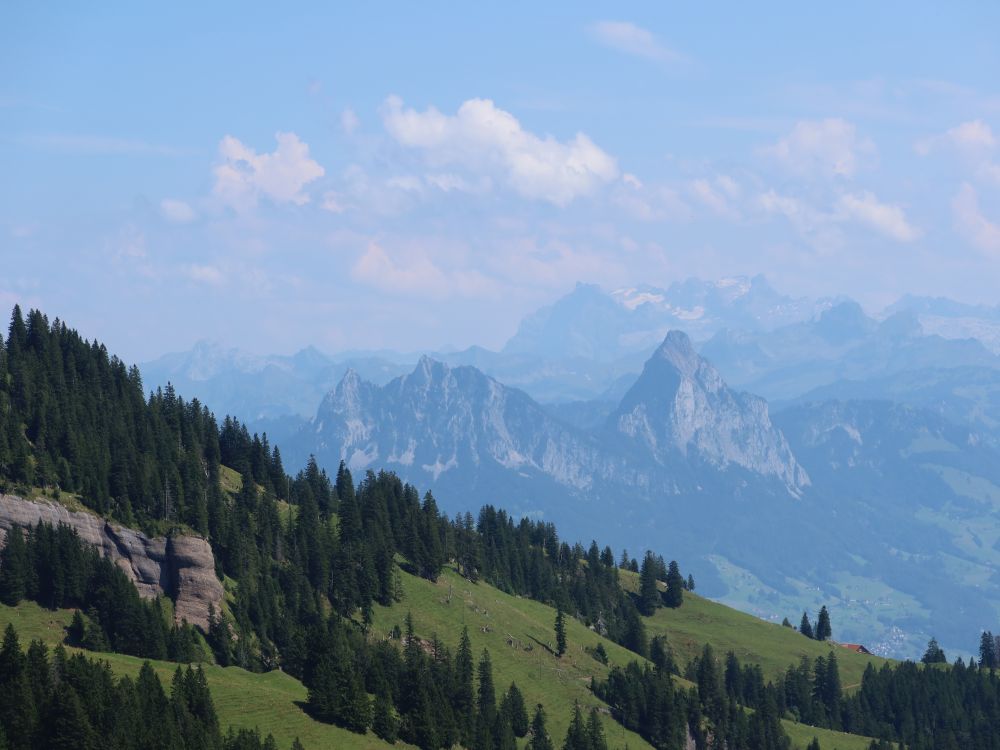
0;494;223;631
300;332;806;503
609;331;809;492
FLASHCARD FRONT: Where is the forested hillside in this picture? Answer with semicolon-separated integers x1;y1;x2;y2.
3;305;1000;750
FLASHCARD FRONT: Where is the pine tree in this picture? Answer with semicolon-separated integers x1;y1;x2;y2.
921;637;947;664
800;612;814;639
664;560;684;608
815;606;832;641
980;631;997;669
476;649;497;750
500;682;529;737
555;607;567;657
372;689;398;743
638;551;660;616
686;573;695;592
528;704;554;750
454;627;476;746
562;702;589;750
0;527;28;605
586;707;608;750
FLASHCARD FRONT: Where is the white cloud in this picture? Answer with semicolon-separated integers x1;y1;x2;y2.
836;191;921;242
759;189;920;243
690;177;740;218
350;241;500;298
758;190;830;235
917;120;1000;186
952;183;1000;256
762;118;875;179
613;176;690;222
588;21;683;64
212;132;325;212
340;107;360;135
160;198;197;223
185;264;225;285
322;191;347;214
917;119;996;155
381;96;619;206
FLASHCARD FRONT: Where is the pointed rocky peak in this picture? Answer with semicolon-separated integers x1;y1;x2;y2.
324;367;376;414
405;355;454;389
610;332;808;491
651;330;701;377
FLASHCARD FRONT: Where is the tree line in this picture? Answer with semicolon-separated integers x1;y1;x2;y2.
0;521;202;662
0;624;300;750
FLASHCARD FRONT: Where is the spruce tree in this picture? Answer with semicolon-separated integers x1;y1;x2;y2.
372;689;398;743
800;612;814;639
921;637;947;664
562;702;589;750
555;607;567;657
500;682;529;737
980;631;997;669
454;627;476;746
476;649;497;750
586;707;608;750
638;551;660;616
815;606;832;641
686;573;695;592
0;528;28;605
664;560;684;608
528;704;554;750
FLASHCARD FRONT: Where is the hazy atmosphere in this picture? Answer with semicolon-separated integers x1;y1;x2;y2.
4;3;1000;362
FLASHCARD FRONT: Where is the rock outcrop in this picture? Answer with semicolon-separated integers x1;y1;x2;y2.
0;494;223;631
608;330;809;493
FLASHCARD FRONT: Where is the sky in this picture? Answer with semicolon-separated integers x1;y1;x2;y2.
2;2;1000;362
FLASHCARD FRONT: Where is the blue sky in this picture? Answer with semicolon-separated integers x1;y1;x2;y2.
3;2;1000;361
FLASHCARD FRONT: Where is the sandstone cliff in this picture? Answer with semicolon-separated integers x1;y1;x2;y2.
0;494;223;631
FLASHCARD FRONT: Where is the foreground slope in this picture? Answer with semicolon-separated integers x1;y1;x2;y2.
1;564;888;750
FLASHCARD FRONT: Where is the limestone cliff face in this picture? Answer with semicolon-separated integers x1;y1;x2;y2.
0;494;223;631
608;331;810;493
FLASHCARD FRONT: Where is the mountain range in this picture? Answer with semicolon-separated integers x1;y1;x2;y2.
140;275;1000;659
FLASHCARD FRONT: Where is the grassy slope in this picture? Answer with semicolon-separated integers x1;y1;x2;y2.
0;564;886;749
0;602;395;749
620;571;889;690
371;565;655;750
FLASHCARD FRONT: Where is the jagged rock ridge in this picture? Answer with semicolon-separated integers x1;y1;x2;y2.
297;332;807;501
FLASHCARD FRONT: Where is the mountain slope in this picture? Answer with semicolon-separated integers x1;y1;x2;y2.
608;331;808;491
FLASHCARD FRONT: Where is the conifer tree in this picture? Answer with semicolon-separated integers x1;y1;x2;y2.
686;573;695;592
638;552;661;616
800;612;814;639
980;631;997;670
586;707;608;750
500;682;529;737
921;637;947;664
0;528;27;605
372;689;398;743
454;627;476;746
476;649;497;750
555;607;567;657
664;560;684;608
528;704;554;750
815;606;832;641
562;702;589;750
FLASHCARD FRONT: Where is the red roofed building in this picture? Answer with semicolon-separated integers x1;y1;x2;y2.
839;643;872;655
